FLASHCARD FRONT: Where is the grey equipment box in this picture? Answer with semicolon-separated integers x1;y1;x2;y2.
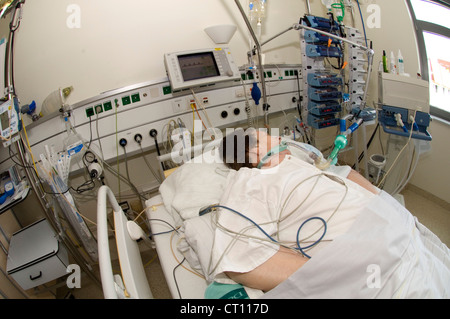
6;218;69;290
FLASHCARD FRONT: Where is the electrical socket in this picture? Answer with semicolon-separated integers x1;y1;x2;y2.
235;88;251;98
172;97;189;113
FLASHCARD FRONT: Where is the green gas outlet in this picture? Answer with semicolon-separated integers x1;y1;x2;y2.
103;101;113;111
122;96;131;106
86;107;95;117
131;93;140;103
162;86;172;95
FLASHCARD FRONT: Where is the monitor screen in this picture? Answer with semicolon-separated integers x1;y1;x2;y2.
0;110;9;131
178;52;220;82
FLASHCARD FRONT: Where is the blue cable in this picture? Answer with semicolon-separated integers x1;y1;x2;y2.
212;205;278;244
355;0;368;47
209;205;327;259
296;217;327;258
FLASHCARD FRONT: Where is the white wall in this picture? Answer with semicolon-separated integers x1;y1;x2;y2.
8;0;312;111
409;118;450;202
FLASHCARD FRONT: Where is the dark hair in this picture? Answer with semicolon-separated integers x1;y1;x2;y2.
219;129;257;170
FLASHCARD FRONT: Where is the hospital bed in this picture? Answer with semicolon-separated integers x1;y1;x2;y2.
96;141;229;299
143;138;328;299
97;140;450;299
143;142;256;299
142;139;354;299
97;140;267;299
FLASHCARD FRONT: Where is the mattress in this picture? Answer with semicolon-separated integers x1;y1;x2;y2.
145;195;208;299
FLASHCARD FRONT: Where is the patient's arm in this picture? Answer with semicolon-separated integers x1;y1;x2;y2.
347;169;379;194
225;246;308;292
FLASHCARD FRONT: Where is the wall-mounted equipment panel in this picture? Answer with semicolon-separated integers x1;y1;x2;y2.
0;65;303;173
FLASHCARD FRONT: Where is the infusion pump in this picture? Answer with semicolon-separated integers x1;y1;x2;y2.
0;99;21;147
164;48;241;91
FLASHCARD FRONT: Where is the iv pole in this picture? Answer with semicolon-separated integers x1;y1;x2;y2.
4;1;102;290
251;22;374;111
234;1;374;126
234;0;270;127
261;22;375;169
234;4;376;169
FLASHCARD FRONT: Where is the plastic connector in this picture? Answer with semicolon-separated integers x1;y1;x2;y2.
149;129;157;138
126;221;147;241
134;133;143;144
119;138;127;147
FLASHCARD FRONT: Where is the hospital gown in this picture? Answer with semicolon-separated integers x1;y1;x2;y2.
207;155;450;298
209;155;377;283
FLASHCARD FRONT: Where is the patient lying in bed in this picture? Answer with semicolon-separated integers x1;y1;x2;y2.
211;128;379;291
206;128;449;297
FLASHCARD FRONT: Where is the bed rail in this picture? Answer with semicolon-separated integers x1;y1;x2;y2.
97;185;153;299
156;139;222;165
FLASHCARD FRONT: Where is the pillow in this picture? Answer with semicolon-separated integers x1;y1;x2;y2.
158;147;229;224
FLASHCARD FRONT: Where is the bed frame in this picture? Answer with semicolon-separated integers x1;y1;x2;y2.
97;185;153;299
97;185;207;299
96;141;219;298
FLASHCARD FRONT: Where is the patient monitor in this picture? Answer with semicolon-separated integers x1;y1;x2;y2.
164;48;241;91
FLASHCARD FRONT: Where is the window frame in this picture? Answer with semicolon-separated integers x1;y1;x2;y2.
406;0;450;121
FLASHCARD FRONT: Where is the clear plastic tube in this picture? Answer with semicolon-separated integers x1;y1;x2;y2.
284;140;330;170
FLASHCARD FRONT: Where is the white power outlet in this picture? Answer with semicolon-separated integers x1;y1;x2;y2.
172;98;187;113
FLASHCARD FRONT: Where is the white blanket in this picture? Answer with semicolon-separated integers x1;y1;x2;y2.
208;155;375;282
263;191;450;299
158;160;228;225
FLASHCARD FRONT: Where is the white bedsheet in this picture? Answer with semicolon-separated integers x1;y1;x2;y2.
158;141;348;226
145;195;208;299
263;191;450;299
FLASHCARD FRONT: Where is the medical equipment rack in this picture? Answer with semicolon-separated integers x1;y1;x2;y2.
299;15;344;130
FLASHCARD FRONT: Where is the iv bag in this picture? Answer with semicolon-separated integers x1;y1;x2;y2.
248;0;266;20
63;118;86;163
321;0;333;10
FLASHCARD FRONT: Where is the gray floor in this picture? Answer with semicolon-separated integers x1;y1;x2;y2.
62;184;450;299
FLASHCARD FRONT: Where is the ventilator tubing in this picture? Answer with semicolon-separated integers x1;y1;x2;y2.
317;134;349;170
285;140;329;170
257;141;289;169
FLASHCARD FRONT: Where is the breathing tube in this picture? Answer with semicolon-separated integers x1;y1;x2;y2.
331;116;364;163
315;115;365;170
257;140;289;169
284;140;325;167
256;118;364;170
257;139;331;171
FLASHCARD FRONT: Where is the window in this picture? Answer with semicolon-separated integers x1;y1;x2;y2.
407;0;450;121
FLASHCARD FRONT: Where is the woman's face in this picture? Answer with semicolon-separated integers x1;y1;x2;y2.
249;131;290;168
